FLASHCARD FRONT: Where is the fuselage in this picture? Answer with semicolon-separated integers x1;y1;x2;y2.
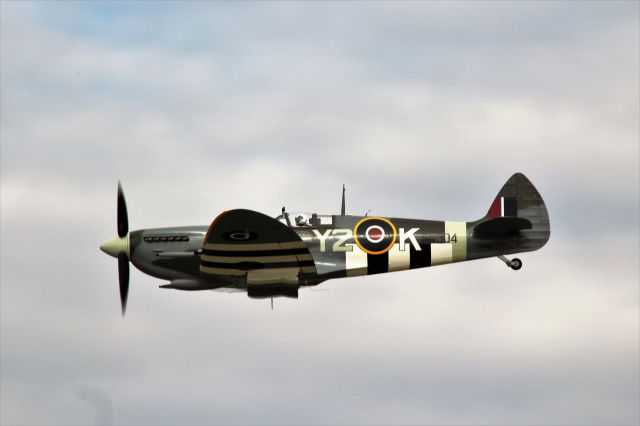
127;212;548;286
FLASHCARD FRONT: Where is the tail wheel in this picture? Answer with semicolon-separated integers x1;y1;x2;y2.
510;258;522;270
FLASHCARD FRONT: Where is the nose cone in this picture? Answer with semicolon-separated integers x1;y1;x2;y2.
100;234;130;258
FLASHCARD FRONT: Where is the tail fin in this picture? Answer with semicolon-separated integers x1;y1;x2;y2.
469;173;550;257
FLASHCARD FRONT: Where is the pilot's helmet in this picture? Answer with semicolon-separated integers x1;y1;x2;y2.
295;214;307;225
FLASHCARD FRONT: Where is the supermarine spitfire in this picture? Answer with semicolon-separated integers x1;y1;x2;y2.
100;173;550;315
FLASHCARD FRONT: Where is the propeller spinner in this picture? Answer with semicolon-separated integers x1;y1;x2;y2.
100;181;131;316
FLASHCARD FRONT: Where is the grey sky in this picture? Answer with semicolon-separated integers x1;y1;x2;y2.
1;2;638;425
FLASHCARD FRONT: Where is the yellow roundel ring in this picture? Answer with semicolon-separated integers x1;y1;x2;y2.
353;217;397;255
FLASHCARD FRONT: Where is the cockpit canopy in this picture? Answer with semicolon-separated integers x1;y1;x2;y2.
275;212;334;228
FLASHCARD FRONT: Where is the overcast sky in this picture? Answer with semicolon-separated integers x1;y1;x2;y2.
1;2;638;425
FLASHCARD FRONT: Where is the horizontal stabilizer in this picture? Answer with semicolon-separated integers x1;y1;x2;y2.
473;217;532;236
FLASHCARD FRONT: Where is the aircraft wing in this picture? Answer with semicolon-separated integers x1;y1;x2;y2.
199;209;316;285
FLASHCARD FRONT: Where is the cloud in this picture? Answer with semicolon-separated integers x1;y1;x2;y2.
75;384;114;426
1;2;638;425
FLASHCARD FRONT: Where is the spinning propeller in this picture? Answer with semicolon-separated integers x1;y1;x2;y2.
100;181;131;316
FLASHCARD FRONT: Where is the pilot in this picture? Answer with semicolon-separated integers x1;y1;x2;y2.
295;214;309;227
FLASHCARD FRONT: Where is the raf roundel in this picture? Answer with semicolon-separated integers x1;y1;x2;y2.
221;230;258;241
353;217;397;255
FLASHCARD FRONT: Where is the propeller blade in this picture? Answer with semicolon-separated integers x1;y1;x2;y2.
118;252;130;316
117;181;129;238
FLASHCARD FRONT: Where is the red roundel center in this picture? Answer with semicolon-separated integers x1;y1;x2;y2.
366;226;384;243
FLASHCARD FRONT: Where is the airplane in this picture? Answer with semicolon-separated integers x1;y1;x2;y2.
100;173;550;315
